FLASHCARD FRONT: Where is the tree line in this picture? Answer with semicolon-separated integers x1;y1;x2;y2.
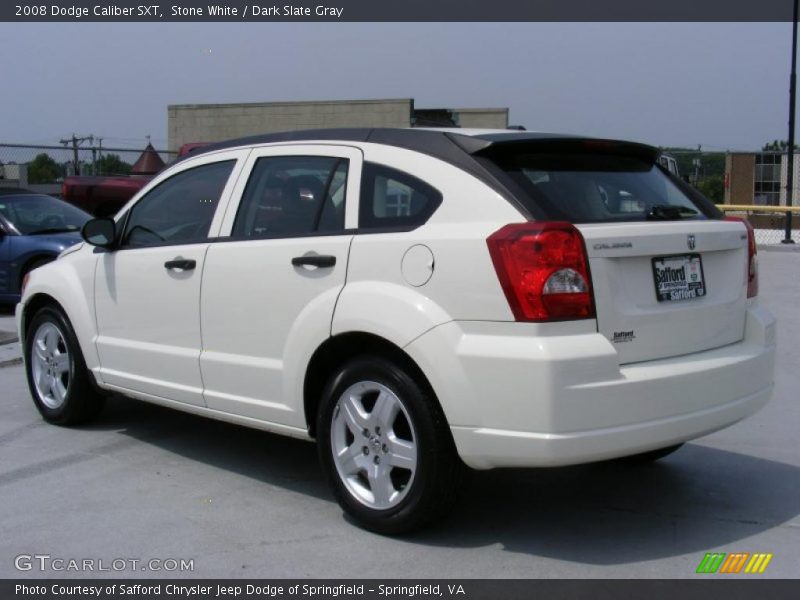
5;152;133;184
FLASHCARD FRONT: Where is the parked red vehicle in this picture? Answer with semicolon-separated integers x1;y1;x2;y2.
61;175;150;217
61;143;207;217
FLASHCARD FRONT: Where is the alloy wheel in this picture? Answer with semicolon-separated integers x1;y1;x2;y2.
30;322;71;409
330;380;418;510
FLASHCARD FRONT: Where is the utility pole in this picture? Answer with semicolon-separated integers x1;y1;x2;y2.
693;144;702;186
784;0;798;243
59;134;94;176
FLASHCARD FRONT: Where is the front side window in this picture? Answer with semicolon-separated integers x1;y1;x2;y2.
359;163;442;230
232;156;348;238
121;160;235;248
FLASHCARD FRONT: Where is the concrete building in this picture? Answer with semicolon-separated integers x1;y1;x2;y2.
725;151;798;206
167;98;509;152
0;163;27;187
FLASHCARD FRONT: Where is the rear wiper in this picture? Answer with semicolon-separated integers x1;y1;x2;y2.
646;205;698;220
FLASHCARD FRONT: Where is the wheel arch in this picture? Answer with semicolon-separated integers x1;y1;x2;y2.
18;253;57;291
21;292;65;344
303;331;444;438
21;256;101;377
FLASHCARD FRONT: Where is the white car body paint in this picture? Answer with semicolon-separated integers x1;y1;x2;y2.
16;130;776;467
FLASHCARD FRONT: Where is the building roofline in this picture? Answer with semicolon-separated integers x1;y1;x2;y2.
452;107;510;113
168;98;414;110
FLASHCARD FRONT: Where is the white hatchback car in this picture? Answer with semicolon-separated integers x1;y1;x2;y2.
17;129;775;533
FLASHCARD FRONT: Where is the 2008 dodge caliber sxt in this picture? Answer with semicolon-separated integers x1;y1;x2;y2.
16;128;775;533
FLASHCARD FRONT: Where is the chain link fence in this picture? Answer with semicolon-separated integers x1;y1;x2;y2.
0;143;176;190
716;208;800;246
665;148;799;246
1;142;798;245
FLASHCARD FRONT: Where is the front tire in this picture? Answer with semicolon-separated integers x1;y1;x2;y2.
317;356;464;534
24;305;105;425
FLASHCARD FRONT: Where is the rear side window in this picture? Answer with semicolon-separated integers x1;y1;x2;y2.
487;152;708;223
359;163;442;230
232;156;348;238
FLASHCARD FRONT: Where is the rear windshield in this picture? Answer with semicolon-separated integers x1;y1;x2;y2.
486;152;710;223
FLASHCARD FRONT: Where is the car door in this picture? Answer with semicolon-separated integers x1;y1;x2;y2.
93;150;248;406
199;145;362;426
0;219;11;296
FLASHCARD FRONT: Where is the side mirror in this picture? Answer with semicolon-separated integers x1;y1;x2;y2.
82;218;116;248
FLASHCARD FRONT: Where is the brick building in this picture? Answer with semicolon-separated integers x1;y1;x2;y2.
725;151;798;206
167;98;510;152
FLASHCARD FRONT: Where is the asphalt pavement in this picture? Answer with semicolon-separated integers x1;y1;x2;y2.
0;249;798;579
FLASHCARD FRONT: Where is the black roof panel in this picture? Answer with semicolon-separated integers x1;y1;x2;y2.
184;127;656;161
178;128;660;221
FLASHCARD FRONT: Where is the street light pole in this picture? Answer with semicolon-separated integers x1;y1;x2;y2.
784;0;799;243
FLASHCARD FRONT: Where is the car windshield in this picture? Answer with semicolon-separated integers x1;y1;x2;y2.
487;152;707;223
0;194;90;235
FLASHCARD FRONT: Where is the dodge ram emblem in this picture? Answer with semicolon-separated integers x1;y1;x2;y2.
687;234;696;250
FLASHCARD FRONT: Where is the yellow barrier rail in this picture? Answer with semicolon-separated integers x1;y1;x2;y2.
717;204;800;214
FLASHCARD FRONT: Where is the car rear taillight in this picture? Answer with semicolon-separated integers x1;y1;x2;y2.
725;216;758;298
487;222;595;321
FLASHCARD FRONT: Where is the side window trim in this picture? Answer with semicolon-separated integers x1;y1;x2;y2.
312;157;347;232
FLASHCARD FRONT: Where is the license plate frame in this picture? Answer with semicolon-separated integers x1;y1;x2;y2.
652;253;706;302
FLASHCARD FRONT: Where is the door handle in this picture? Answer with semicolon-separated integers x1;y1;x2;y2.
291;255;336;268
164;259;196;271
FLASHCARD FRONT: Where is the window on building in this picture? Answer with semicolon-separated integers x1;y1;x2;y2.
754;153;781;206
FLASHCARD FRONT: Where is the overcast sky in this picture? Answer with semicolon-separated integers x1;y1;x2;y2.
0;22;791;151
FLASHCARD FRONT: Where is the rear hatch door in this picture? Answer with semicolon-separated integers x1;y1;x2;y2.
475;137;749;364
579;220;748;364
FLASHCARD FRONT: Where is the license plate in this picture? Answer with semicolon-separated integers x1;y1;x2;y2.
652;254;706;302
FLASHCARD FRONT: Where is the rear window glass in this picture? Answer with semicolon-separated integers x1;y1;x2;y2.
488;153;707;223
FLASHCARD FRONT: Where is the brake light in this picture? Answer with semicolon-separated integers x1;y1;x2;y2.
724;216;758;298
487;222;595;321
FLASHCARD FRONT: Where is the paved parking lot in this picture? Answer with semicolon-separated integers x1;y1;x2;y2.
0;250;798;579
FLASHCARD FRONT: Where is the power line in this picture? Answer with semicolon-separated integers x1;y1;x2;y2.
59;134;94;176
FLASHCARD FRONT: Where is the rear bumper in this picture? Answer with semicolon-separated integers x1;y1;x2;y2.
450;384;771;468
405;305;776;469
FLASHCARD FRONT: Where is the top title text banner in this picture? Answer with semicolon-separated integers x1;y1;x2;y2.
2;0;795;22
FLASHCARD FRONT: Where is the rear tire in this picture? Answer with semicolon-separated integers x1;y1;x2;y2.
617;443;684;464
317;356;464;535
24;305;105;425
